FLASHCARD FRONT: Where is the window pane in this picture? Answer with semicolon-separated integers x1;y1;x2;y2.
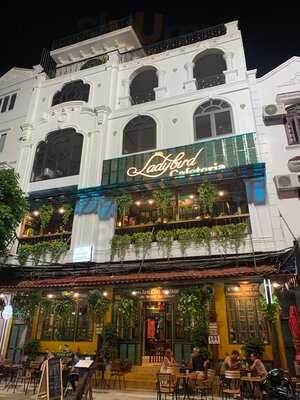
1;96;9;113
215;111;232;135
195;115;212;140
0;134;7;152
9;94;17;110
123;116;156;155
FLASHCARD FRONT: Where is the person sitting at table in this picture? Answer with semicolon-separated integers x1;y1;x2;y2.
68;350;81;392
250;353;267;377
191;348;209;372
220;350;240;376
160;349;177;374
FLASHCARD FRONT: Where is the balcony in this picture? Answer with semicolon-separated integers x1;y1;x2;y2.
55;54;109;77
196;73;225;90
119;24;226;64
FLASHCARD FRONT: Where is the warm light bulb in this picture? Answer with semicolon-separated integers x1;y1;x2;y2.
218;191;225;197
233;286;240;292
272;282;280;288
0;294;5;299
103;291;108;297
58;207;65;214
189;194;195;199
47;294;54;299
148;199;154;205
163;290;170;295
33;210;39;217
132;291;137;296
73;292;80;298
135;201;141;206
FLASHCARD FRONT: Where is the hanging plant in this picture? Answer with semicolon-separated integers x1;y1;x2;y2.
152;190;172;219
118;297;136;326
51;298;74;321
61;204;73;228
31;242;49;265
88;290;111;322
156;230;174;260
191;227;212;254
18;244;32;267
110;234;131;262
132;232;153;261
175;228;192;257
48;241;68;262
259;296;281;324
213;225;232;254
197;182;218;215
115;194;133;224
39;204;53;233
12;291;42;322
227;222;248;253
177;288;212;333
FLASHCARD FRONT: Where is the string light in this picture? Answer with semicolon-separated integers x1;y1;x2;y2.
32;210;39;217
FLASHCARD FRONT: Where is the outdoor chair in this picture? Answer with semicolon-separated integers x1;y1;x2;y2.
109;360;126;390
221;370;240;400
156;373;177;400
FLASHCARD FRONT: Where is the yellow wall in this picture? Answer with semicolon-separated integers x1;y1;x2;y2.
214;282;274;360
30;289;113;356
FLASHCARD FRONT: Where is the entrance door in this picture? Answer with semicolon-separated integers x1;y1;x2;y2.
6;322;26;363
143;301;172;362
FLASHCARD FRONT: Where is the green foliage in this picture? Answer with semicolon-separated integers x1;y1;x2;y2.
24;339;40;359
197;182;218;215
191;227;212;254
61;204;73;227
118;297;136;325
115;194;133;217
103;323;118;346
0;170;28;253
228;222;248;253
18;244;32;266
88;290;111;322
12;291;42;322
213;225;232;253
175;228;191;257
177;287;212;333
39;204;53;232
132;232;152;260
156;230;173;259
51;299;74;321
99;54;109;64
259;296;281;323
110;234;131;262
242;338;265;358
17;240;68;266
152;190;172;218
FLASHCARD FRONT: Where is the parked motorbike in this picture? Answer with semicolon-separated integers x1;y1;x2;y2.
262;369;296;399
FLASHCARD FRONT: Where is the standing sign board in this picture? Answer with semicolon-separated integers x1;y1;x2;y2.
36;358;63;400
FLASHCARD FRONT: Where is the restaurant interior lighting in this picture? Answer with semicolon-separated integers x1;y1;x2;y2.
163;290;170;295
132;291;137;296
58;207;65;214
233;286;240;292
47;294;54;299
135;200;141;206
0;294;5;299
218;191;225;197
73;292;80;298
148;199;154;205
103;291;108;297
272;282;281;288
189;194;195;199
32;210;39;217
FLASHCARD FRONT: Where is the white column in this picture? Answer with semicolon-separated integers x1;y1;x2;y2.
119;79;131;107
183;62;196;91
223;52;238;83
16;123;35;192
154;69;167;99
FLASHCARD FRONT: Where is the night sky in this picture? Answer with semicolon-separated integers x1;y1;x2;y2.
0;2;300;78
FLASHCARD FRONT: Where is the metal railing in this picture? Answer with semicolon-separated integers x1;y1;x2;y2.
196;73;226;89
51;16;133;50
119;23;226;63
130;90;156;105
55;54;109;77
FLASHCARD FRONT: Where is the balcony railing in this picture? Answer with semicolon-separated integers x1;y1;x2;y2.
55;54;109;77
196;73;225;90
119;23;226;63
130;90;156;105
18;232;72;247
51;16;133;50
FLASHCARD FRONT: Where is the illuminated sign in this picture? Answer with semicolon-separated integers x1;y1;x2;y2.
2;305;13;320
127;149;225;178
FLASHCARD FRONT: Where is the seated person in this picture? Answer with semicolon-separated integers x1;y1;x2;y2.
191;348;209;372
69;351;81;392
160;349;177;373
220;350;240;376
250;353;267;377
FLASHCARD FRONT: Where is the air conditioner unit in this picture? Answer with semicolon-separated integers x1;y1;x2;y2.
274;174;300;191
263;103;286;121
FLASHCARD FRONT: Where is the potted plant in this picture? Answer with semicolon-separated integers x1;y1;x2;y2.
132;232;153;262
175;228;192;257
61;204;73;230
115;194;133;227
156;230;174;260
153;190;172;222
197;182;218;216
39;204;53;234
110;234;131;263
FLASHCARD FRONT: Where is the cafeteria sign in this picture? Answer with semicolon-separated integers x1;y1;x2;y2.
127;148;225;179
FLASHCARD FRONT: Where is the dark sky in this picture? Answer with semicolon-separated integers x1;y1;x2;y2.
0;2;300;78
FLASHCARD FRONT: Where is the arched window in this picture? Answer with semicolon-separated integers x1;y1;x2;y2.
193;51;226;90
129;68;158;105
52;80;90;106
123;116;156;155
194;99;233;140
31;128;83;182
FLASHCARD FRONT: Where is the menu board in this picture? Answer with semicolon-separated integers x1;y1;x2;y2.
36;359;63;400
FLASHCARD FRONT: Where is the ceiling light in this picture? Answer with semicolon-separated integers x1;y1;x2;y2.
73;292;80;298
189;194;195;199
0;294;5;299
135;201;141;206
233;286;240;292
132;291;137;296
32;210;39;217
103;291;108;297
218;191;225;197
272;282;280;288
47;294;54;299
58;207;65;214
148;199;154;205
163;290;170;295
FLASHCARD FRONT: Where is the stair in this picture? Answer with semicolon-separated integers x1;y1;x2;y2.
106;364;160;391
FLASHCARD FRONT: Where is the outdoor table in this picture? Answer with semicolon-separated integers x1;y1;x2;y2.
240;375;264;399
176;372;205;400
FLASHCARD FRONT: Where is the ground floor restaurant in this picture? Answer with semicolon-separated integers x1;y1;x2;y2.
0;268;291;373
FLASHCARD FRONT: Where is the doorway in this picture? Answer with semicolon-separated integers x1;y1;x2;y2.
6;321;26;363
143;301;173;362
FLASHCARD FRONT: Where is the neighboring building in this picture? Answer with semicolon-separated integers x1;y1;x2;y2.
0;18;299;375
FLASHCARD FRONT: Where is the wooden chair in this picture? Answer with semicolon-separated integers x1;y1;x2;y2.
156;373;177;400
109;360;126;390
221;370;240;400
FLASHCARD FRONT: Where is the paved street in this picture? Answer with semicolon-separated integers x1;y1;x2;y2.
0;389;157;399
